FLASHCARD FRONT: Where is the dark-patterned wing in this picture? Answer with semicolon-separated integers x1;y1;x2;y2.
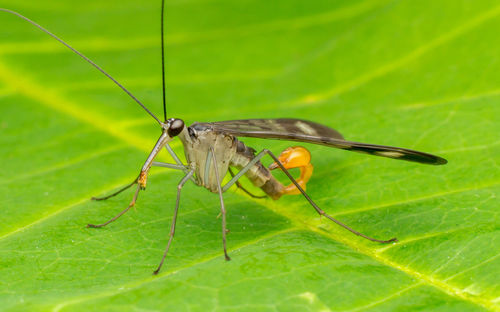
195;118;345;140
192;119;447;165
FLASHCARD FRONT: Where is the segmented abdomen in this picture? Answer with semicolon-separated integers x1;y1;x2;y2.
229;140;284;200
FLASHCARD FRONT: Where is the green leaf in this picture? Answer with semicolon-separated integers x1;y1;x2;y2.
0;0;499;311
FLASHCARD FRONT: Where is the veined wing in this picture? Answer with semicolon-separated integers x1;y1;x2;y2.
193;119;447;165
195;118;345;140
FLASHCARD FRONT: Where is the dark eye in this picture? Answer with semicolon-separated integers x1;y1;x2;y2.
168;119;184;137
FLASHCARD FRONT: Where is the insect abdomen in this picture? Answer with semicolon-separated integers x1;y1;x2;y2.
230;140;284;200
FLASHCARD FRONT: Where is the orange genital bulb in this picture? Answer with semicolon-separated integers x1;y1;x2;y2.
269;146;314;195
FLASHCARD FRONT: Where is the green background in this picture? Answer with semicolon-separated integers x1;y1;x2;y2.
0;0;499;311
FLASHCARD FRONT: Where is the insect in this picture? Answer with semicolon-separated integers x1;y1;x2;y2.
1;3;447;275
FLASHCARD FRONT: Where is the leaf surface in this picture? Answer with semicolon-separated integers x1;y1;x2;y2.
0;0;499;311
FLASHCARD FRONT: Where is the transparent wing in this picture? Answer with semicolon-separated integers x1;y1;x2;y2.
193;119;447;165
197;118;345;140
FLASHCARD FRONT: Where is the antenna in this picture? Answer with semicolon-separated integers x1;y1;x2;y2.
160;0;167;121
0;8;163;126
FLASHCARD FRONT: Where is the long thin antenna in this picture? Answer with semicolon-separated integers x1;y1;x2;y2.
0;8;163;126
160;0;167;121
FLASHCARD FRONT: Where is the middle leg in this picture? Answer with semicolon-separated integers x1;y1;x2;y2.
153;169;194;275
210;147;231;261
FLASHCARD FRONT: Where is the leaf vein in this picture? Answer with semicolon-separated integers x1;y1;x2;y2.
1;144;125;184
282;4;500;108
51;228;297;312
331;181;500;217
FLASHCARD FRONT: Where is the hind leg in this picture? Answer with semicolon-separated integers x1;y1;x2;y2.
263;149;397;244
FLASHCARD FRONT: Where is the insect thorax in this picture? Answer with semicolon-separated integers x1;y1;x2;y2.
179;125;237;192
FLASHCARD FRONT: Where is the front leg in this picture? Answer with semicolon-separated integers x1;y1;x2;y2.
87;184;141;228
91;161;185;201
91;175;139;201
88;162;184;228
88;132;177;228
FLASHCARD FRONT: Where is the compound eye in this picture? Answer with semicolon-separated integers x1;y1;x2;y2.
167;118;185;137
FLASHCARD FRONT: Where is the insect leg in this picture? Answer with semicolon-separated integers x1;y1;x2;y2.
165;144;184;166
210;147;231;261
91;175;139;201
87;184;141;228
221;149;269;193
89;133;177;227
88;162;185;228
262;149;398;244
153;169;194;275
228;168;267;199
163;144;196;183
152;162;187;170
91;160;184;201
